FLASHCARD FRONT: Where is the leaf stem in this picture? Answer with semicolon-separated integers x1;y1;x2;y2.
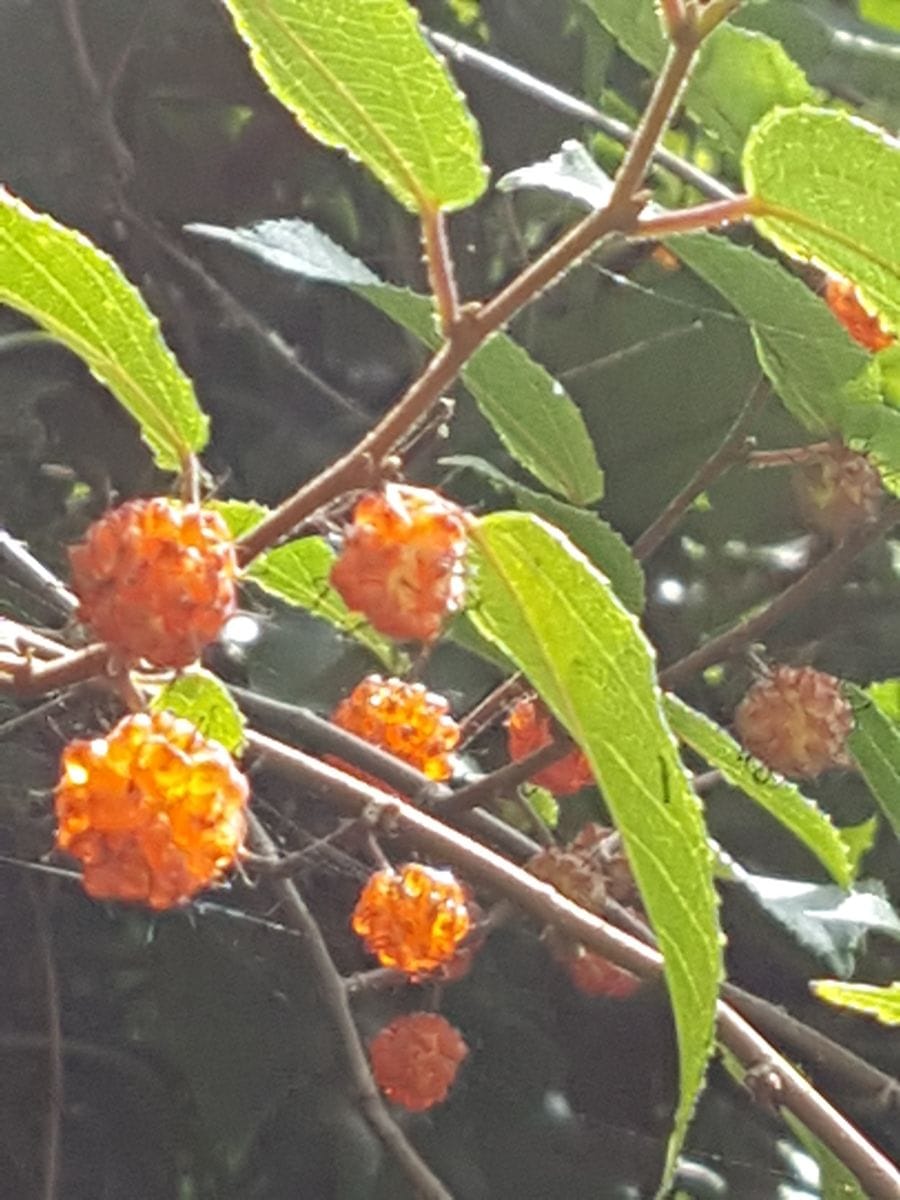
421;207;459;336
635;195;753;239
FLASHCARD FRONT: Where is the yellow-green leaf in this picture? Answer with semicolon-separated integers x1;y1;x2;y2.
221;0;486;212
664;694;854;886
744;108;900;333
152;670;246;754
246;537;400;670
468;512;721;1192
0;189;207;471
811;979;900;1025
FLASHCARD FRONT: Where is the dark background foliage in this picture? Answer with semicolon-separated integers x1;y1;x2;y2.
1;1;899;1197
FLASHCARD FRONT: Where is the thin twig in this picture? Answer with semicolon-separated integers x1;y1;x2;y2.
246;730;900;1200
1;643;112;698
421;208;460;336
26;880;63;1200
246;812;453;1200
458;673;526;745
747;444;833;470
438;741;570;816
0;531;79;620
424;29;734;202
632;377;769;561
659;502;900;689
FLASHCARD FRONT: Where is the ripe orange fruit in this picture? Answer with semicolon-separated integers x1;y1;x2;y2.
506;698;592;795
55;710;248;909
369;1012;468;1111
69;497;237;668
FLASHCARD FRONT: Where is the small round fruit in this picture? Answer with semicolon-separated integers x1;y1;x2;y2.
330;484;469;642
369;1012;468;1111
824;277;895;353
506;697;592;795
563;948;642;999
351;862;471;977
69;497;237;668
55;710;248;909
792;444;883;542
734;665;853;780
330;675;460;786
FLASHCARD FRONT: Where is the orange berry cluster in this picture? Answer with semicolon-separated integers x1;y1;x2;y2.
369;1012;468;1112
824;277;895;353
735;664;853;780
563;948;642;999
70;497;237;668
55;710;248;909
506;697;592;795
330;484;469;642
330;675;460;785
792;444;883;542
351;862;471;977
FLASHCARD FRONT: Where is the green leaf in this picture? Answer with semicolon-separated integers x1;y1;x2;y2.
811;979;900;1025
444;454;643;611
468;512;721;1190
208;498;270;539
663;693;853;887
732;866;900;975
496;142;886;447
785;1111;868;1199
865;677;900;721
744;108;900;333
845;683;900;840
187;218;604;504
246;536;400;669
668;233;883;436
0;188;207;471
151;670;247;754
859;0;900;32
220;0;486;213
584;0;816;159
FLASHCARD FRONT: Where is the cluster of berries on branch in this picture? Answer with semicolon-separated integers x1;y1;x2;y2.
506;696;592;795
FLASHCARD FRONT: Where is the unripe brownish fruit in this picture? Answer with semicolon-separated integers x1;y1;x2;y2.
734;665;853;780
792;445;883;542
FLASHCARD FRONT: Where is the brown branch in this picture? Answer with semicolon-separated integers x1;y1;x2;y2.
659;501;900;689
634;195;752;239
458;673;526;745
747;443;833;469
235;10;713;567
246;729;900;1199
246;812;453;1200
632;377;769;561
1;642;112;698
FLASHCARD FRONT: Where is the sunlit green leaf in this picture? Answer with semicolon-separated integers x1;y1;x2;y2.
811;979;900;1025
152;669;246;754
845;683;900;840
468;511;721;1190
444;454;643;611
785;1112;867;1199
664;693;853;886
0;188;207;471
668;233;883;435
858;0;900;32
187;218;604;504
585;0;816;159
220;0;486;212
744;108;900;332
208;498;270;539
246;537;399;669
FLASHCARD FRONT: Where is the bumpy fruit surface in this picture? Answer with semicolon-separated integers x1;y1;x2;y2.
330;675;460;785
55;710;248;909
734;665;853;779
562;948;642;999
69;497;237;668
792;444;883;542
506;697;592;795
528;823;639;914
824;277;895;352
330;484;469;642
351;862;471;977
369;1012;468;1111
